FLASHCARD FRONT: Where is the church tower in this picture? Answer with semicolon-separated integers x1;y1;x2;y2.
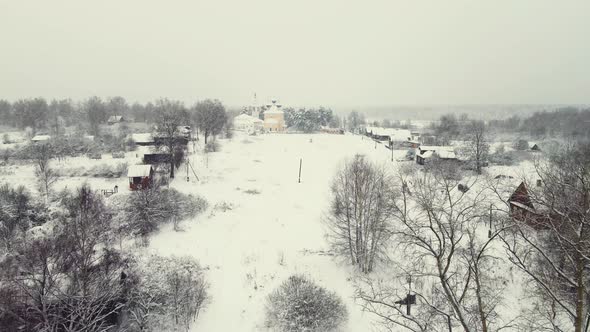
251;93;261;120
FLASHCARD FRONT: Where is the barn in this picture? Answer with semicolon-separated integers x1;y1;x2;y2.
127;164;154;190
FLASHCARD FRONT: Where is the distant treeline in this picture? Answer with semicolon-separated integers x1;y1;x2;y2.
488;107;590;138
0;96;227;138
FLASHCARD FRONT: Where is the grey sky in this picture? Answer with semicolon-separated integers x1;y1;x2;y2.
1;0;589;108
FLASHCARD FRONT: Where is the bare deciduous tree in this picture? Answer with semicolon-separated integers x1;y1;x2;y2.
192;99;227;144
357;166;514;332
325;154;396;273
499;142;590;332
154;99;189;179
127;255;208;332
465;120;489;175
31;143;58;202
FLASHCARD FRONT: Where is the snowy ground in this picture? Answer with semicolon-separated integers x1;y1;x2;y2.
0;131;538;331
148;133;405;331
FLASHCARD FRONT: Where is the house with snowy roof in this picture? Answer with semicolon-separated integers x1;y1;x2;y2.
107;115;125;125
415;146;457;165
234;113;263;132
127;164;154;190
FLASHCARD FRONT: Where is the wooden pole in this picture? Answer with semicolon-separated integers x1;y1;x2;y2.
488;203;493;238
391;142;394;162
407;275;412;315
298;158;302;183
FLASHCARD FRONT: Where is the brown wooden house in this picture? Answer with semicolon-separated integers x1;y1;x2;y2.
508;181;549;229
127;164;154;190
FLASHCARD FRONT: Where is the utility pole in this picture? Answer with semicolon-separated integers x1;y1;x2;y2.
488;203;493;238
391;142;394;162
298;158;302;183
407;275;412;315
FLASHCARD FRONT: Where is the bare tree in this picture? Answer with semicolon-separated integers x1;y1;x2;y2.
31;143;58;202
192;99;227;144
357;166;513;332
127;255;208;332
325;154;396;273
499;142;590;332
0;185;127;332
465;120;490;175
154;99;189;179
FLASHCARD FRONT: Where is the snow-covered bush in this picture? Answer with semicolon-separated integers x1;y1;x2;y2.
512;139;529;150
122;187;207;243
266;275;347;332
58;162;128;178
127;255;208;332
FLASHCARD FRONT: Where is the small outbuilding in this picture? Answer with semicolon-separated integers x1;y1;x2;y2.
107;115;125;125
127;164;154;190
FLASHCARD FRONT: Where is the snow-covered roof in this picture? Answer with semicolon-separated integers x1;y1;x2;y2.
509;201;538;214
419;145;454;152
131;133;154;144
437;150;457;159
128;164;153;177
31;135;51;141
389;129;412;142
235;114;263;123
420;150;434;159
108;115;124;123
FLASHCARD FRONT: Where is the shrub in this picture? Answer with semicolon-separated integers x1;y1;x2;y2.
122;187;207;242
2;134;10;144
513;139;529;150
128;255;208;332
266;275;347;332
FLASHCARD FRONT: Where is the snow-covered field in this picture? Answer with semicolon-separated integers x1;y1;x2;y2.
149;133;406;331
0;132;539;331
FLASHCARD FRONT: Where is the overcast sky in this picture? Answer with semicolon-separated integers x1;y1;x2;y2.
0;0;589;108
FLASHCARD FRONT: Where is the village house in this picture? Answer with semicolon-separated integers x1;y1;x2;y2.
127;164;154;190
508;181;549;229
234;113;264;132
415;146;457;165
107;115;125;125
263;100;286;132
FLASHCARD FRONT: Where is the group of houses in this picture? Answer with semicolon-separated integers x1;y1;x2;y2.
363;126;457;164
125;126;191;191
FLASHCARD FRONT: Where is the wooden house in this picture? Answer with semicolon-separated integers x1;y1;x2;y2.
127;164;153;190
415;146;456;165
508;181;549;229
